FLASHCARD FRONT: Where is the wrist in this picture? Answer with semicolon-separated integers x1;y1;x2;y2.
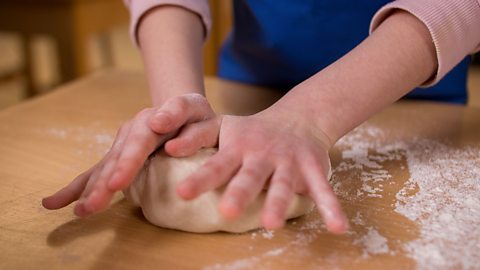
257;101;334;150
150;87;205;107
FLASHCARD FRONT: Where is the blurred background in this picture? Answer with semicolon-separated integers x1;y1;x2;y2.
0;0;478;110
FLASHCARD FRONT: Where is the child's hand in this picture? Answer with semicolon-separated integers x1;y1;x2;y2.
176;110;349;234
42;94;220;217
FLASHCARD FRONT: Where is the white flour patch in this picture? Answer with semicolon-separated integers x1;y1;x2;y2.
333;126;405;200
204;219;328;270
397;139;480;270
264;247;286;257
352;212;365;226
335;125;480;269
353;227;389;257
40;125;114;156
261;229;275;240
205;257;260;270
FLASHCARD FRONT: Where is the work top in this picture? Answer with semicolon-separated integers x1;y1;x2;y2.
0;70;479;269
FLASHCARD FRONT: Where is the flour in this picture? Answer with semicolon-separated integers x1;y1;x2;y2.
397;139;480;270
352;212;365;226
260;230;274;240
204;223;324;270
353;227;389;256
41;125;114;156
205;257;260;270
336;125;480;269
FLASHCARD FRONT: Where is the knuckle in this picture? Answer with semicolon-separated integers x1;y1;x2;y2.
136;108;152;118
270;196;289;211
188;93;206;101
229;185;250;200
172;97;188;112
203;161;223;175
118;155;141;169
116;121;132;135
187;94;213;115
128;132;146;144
241;167;261;179
117;125;127;135
274;175;291;187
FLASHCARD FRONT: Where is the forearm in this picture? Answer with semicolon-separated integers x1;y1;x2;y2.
271;11;436;146
138;6;205;106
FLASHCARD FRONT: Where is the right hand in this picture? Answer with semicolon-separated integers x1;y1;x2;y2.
42;93;220;217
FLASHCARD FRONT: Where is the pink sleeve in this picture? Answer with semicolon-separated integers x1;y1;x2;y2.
370;0;480;87
123;0;211;46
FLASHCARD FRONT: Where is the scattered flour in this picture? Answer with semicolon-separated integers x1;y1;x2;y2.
353;227;389;257
333;126;404;199
261;230;275;240
352;212;365;226
204;224;323;270
205;257;260;270
397;139;480;270
41;125;114;156
336;125;480;269
264;247;286;257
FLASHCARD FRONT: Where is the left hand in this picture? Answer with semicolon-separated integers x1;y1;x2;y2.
176;109;349;234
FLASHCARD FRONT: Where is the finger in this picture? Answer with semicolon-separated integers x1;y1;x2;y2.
41;122;132;211
108;112;171;191
219;157;274;220
149;94;215;134
261;164;296;230
71;121;132;207
165;117;221;157
79;158;118;215
74;161;105;217
176;150;241;200
80;122;136;211
301;151;348;234
42;165;95;210
69;121;132;216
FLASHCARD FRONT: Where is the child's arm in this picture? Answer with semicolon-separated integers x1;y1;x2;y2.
137;5;206;105
372;0;480;88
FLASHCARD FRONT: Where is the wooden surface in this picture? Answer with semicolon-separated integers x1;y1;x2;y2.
0;70;479;269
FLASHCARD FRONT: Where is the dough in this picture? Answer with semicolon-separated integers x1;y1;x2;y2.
123;148;315;233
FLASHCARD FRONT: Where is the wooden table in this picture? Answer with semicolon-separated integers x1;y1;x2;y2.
1;70;479;269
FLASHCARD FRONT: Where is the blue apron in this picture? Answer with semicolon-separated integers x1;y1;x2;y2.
218;0;470;104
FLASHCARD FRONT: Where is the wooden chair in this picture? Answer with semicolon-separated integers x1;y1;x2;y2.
0;0;129;97
204;0;232;76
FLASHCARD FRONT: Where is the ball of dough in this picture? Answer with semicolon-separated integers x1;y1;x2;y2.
123;148;314;233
